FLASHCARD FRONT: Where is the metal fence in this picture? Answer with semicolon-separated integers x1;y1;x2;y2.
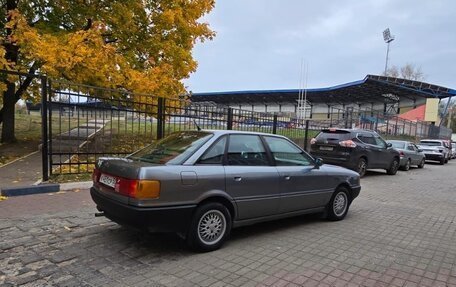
42;80;452;177
0;69;451;178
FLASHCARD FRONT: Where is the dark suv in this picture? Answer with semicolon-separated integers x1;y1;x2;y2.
310;128;400;177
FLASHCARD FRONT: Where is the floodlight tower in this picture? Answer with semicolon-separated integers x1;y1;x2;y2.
383;28;395;75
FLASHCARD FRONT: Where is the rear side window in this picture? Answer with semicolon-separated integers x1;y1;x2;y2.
358;133;376;145
315;130;351;142
198;136;227;165
227;135;269;166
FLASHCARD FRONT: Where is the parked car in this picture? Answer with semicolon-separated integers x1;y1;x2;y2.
386;140;425;170
309;128;400;177
418;139;450;165
452;142;456;159
91;130;361;251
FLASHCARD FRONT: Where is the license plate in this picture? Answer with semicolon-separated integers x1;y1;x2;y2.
320;146;333;151
99;174;116;188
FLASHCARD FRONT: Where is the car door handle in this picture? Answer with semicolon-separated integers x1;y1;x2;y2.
284;176;291;180
234;177;242;182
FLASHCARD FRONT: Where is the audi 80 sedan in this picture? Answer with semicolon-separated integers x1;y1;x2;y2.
91;130;361;251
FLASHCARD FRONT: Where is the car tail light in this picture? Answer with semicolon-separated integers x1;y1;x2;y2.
310;138;317;145
399;151;405;157
115;178;160;199
92;168;101;183
339;140;357;148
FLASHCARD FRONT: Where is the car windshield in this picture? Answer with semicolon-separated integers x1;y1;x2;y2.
420;141;442;146
388;141;405;149
128;131;213;165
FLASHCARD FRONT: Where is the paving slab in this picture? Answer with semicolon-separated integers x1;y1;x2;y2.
1;162;456;286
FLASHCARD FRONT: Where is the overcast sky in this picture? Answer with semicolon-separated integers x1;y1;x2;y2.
185;0;456;93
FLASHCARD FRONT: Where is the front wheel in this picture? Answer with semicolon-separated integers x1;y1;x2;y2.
326;187;350;221
187;202;231;252
386;158;399;175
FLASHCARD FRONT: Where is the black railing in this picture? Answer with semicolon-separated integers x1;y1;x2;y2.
0;70;452;178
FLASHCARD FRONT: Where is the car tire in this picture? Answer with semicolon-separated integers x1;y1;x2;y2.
386;158;399;175
445;158;449;163
418;159;425;168
356;158;367;178
440;158;445;165
326;187;350;221
401;159;411;171
187;202;231;252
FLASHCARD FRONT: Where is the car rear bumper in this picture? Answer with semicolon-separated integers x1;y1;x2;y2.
424;154;444;161
90;187;196;233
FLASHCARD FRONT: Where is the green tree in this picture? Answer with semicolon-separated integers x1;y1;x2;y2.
0;0;215;143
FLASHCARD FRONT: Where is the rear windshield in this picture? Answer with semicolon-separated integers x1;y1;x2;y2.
316;130;352;141
128;131;213;165
389;141;406;149
420;141;442;146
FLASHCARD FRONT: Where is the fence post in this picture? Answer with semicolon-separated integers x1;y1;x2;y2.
304;120;310;151
375;112;379;132
227;108;233;130
157;97;165;139
41;76;49;181
272;114;278;134
385;115;389;139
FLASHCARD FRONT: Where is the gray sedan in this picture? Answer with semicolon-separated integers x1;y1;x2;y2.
91;130;361;251
387;140;425;170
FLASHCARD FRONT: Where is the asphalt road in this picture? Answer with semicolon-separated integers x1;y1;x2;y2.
1;161;456;286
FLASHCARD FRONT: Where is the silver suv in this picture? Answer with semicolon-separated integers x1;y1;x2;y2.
418;139;450;165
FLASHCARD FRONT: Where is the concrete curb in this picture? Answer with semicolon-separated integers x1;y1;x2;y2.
1;181;92;197
60;181;93;191
1;184;60;197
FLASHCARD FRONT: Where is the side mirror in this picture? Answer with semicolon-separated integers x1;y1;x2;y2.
386;143;392;148
417;149;423;152
314;158;323;168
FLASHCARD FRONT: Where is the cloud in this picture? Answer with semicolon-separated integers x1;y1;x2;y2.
186;1;456;92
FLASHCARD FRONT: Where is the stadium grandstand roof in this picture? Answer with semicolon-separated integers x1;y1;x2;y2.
191;74;456;105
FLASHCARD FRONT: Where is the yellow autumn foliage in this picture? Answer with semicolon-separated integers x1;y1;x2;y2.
2;0;215;101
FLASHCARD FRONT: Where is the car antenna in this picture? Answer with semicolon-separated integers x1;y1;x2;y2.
193;119;201;131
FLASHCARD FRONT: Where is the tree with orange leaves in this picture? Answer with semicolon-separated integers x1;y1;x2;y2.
0;0;215;143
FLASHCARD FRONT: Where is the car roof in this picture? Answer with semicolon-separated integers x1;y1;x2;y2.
321;128;377;134
386;140;409;143
202;129;286;138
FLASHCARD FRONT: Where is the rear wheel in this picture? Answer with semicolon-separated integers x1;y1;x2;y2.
187;202;231;252
418;158;425;168
356;158;367;178
326;187;350;221
401;159;411;171
386;158;399;175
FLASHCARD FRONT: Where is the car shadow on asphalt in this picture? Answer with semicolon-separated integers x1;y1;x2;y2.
228;213;324;242
97;212;329;255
